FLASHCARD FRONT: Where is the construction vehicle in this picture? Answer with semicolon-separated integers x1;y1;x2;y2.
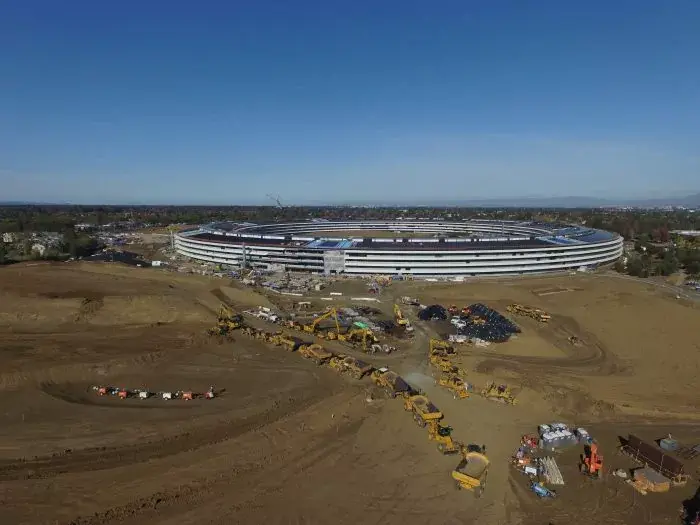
370;367;413;398
481;382;517;405
329;355;374;379
581;442;603;478
278;334;304;351
436;375;472;399
303;308;341;336
452;446;490;497
208;304;245;336
339;327;379;352
298;344;334;365
429;339;455;357
393;304;408;326
403;394;443;427
506;304;551;323
427;420;461;454
429;353;464;376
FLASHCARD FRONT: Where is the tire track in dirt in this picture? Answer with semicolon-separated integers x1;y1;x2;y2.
0;386;335;481
63;414;366;525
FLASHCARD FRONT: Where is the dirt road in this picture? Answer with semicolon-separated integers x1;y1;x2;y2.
0;262;698;524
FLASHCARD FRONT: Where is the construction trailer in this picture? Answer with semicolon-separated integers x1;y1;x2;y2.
619;434;689;485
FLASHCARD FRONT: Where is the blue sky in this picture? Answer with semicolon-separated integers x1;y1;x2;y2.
1;1;699;204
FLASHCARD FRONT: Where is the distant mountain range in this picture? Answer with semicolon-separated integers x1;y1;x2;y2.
1;193;699;208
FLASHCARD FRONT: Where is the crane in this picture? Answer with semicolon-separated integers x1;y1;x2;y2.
266;194;283;208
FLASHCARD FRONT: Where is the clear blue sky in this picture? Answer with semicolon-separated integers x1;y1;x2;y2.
1;1;699;204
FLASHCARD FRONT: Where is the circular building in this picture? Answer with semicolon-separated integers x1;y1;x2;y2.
174;220;623;277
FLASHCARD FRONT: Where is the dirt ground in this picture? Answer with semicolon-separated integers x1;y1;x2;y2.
0;262;699;525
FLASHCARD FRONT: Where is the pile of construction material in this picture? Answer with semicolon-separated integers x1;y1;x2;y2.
244;306;281;323
419;304;448;321
456;303;521;343
506;304;551;323
538;423;580;450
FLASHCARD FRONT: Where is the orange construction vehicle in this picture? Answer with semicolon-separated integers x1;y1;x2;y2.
581;443;603;478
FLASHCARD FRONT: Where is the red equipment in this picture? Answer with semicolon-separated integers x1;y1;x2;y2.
582;443;603;478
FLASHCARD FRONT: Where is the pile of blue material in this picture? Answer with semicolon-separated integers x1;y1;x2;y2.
458;303;521;342
418;304;447;321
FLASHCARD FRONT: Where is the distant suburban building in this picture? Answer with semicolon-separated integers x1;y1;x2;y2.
672;230;700;237
31;243;46;256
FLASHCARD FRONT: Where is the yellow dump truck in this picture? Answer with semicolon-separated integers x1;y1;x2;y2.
298;344;334;365
329;355;374;379
452;448;489;497
403;394;443;427
370;368;413;398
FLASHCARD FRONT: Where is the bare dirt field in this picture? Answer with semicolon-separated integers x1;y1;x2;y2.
1;263;699;525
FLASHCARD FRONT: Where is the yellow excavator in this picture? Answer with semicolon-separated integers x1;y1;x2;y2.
208;304;245;336
394;304;408;326
303;308;341;336
339;327;379;352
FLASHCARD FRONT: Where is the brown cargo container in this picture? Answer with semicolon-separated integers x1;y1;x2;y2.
621;434;688;484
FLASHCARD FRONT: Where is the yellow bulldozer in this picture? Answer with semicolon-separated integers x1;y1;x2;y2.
403;394;443;428
298;344;334;365
436;375;472;399
429;339;455;357
506;304;551;323
481;382;517;405
429;353;464;377
452;445;489;497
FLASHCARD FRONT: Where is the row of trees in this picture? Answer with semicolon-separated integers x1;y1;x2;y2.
1;205;699;234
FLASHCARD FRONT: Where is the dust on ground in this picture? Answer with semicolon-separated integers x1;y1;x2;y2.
0;262;698;525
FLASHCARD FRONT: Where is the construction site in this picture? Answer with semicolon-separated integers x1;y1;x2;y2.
1;261;700;525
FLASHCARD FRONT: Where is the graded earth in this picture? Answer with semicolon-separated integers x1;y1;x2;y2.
1;262;699;525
